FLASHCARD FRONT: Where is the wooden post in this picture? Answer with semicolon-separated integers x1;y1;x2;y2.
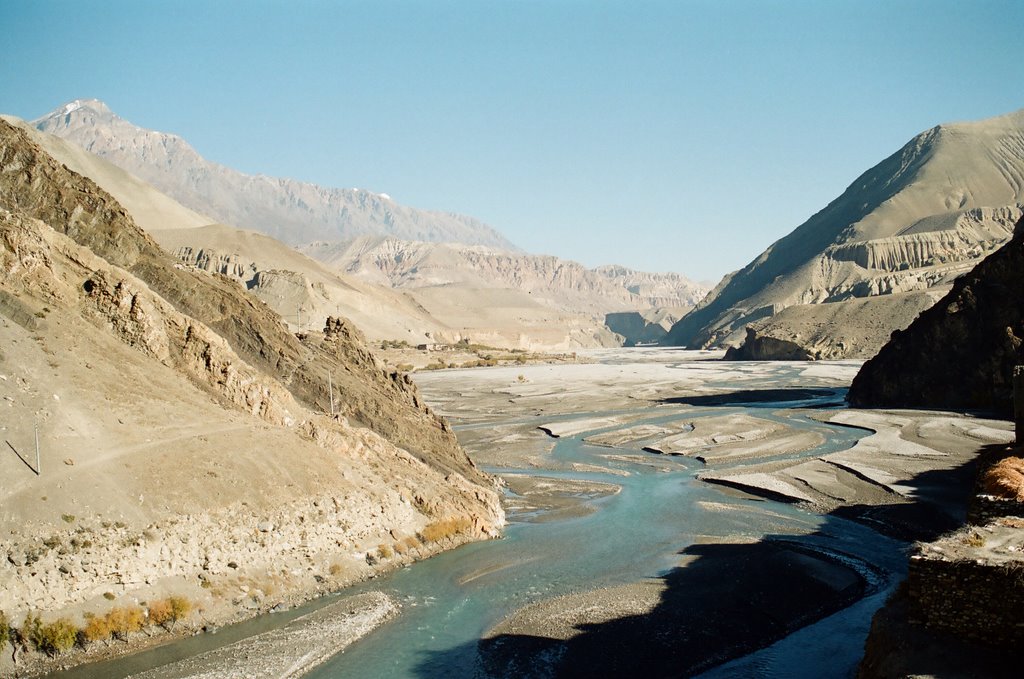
328;371;335;418
34;420;40;476
1015;365;1024;445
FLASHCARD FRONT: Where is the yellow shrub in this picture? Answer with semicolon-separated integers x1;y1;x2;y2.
419;517;473;543
106;606;144;641
82;613;112;644
147;599;174;629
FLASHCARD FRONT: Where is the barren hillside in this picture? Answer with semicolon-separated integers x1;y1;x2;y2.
0;118;503;672
667;108;1024;354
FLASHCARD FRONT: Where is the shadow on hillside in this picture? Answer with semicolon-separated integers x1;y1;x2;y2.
410;438;1014;678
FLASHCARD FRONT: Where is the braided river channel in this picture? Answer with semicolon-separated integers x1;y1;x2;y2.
310;350;906;678
58;349;914;678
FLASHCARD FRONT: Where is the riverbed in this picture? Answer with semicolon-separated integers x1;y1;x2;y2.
307;349;910;678
52;348;998;678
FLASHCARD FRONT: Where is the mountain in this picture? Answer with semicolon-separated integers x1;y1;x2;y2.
666;108;1024;354
304;237;706;314
847;214;1024;416
302;236;709;347
0;118;503;658
33;99;517;250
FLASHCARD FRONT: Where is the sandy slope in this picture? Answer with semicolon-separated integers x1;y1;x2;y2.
669;108;1024;351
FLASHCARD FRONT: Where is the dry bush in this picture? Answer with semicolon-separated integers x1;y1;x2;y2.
329;562;343;576
419;517;473;543
168;596;192;625
964;532;986;547
981;456;1024;501
147;599;173;629
998;517;1024;529
106;606;144;641
377;544;393;559
0;610;9;649
82;613;112;644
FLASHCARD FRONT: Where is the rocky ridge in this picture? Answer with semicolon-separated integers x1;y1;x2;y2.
33;99;516;250
666;108;1024;354
0;118;503;673
848;214;1024;417
305;236;706;313
723;290;944;361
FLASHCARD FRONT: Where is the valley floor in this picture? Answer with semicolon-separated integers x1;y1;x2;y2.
13;348;1016;678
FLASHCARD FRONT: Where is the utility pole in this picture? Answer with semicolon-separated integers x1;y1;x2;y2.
34;419;40;476
328;371;335;417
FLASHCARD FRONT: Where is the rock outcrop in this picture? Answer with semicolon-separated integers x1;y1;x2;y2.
723;291;941;361
666;108;1024;355
847;215;1024;417
33;99;516;249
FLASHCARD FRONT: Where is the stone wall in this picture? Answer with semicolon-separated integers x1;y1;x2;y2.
968;494;1024;525
907;550;1024;647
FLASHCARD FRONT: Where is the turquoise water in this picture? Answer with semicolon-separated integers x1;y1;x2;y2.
52;359;907;679
307;398;902;678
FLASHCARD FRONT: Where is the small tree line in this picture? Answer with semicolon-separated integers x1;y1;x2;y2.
0;596;193;660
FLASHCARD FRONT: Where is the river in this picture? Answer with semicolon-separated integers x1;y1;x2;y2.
308;350;906;678
52;350;911;678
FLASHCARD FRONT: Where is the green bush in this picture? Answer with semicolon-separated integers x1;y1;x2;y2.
0;609;9;647
35;618;78;656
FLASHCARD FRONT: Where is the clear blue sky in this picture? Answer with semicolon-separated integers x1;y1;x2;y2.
2;1;1022;283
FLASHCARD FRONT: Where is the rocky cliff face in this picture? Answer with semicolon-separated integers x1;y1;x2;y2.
847;215;1024;416
303;236;708;314
723;291;942;361
33;99;516;250
666;108;1024;354
0;118;504;655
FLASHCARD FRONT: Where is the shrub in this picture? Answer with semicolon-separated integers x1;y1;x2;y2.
0;610;9;648
147;599;173;629
82;613;112;644
168;596;192;625
106;606;144;641
377;544;393;559
23;612;42;649
34;618;78;656
329;563;343;576
419;517;473;543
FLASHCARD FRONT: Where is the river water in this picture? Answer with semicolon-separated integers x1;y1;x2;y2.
53;352;910;678
306;356;907;678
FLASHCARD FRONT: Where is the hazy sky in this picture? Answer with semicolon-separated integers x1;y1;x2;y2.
3;1;1022;283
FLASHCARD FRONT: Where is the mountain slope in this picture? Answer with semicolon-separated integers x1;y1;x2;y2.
0;118;503;657
304;236;707;313
2;113;215;234
303;236;708;348
666;108;1024;350
847;214;1024;416
33;99;517;250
